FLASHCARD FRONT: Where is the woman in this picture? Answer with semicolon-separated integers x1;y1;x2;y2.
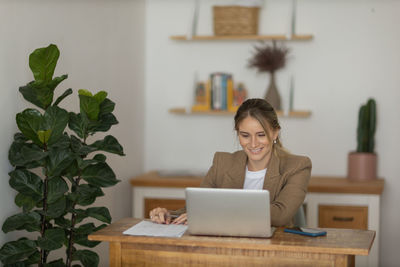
150;98;311;226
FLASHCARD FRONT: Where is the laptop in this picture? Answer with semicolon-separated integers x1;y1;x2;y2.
185;187;275;238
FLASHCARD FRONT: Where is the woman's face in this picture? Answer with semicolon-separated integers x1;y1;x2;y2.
238;116;278;171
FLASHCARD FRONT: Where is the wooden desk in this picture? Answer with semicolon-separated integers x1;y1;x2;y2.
89;218;375;267
130;171;384;267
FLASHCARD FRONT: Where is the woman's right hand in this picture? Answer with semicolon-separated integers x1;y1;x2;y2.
149;207;171;224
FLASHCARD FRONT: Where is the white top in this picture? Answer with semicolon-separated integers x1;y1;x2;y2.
243;166;267;190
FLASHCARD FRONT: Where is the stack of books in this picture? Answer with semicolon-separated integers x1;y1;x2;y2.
192;72;247;113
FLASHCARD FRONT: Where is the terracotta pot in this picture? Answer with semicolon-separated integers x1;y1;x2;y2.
347;152;377;181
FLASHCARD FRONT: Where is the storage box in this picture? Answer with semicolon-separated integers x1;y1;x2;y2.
213;6;260;36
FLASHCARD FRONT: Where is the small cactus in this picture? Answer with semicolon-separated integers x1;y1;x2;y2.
356;98;376;153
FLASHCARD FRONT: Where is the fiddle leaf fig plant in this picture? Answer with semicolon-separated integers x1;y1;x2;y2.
0;44;124;267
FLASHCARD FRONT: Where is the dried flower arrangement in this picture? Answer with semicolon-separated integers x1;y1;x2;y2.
248;41;289;110
248;41;289;74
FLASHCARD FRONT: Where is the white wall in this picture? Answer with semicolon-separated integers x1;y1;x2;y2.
0;0;145;266
144;0;400;266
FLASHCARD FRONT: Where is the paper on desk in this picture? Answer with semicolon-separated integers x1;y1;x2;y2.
123;221;187;237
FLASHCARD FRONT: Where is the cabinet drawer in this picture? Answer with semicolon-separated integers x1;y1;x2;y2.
144;198;185;218
318;205;368;230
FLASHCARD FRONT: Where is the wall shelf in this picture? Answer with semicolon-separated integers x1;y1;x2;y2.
170;34;313;41
169;107;312;118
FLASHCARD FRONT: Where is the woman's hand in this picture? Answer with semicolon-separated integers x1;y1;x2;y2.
149;207;187;225
171;213;187;225
149;207;170;224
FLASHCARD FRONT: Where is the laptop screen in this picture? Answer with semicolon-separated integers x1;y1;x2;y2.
185;187;274;238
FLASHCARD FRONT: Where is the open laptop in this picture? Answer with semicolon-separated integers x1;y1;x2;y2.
185;187;275;238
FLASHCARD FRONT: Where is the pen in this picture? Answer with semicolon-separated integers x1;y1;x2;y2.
168;214;179;219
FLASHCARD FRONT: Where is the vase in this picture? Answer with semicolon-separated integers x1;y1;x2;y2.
347;152;377;181
264;72;281;111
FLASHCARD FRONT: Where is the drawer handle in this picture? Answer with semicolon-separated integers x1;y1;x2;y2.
333;216;354;222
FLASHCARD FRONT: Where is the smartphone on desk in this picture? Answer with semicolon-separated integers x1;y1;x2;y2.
284;227;327;237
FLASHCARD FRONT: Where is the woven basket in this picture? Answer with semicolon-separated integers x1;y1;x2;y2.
213;6;260;36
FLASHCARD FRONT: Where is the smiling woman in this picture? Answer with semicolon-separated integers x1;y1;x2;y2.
150;98;311;227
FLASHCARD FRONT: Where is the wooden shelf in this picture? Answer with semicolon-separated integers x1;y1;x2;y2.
170;34;314;41
169;108;312;118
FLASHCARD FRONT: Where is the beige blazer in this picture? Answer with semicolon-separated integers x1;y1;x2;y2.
200;148;312;227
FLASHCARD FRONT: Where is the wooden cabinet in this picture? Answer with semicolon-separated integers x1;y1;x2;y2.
318;205;368;230
131;172;384;267
304;177;384;267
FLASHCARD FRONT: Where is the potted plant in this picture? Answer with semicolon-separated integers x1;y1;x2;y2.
348;98;377;181
0;44;124;266
248;41;289;111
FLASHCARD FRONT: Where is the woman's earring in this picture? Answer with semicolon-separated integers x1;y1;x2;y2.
273;140;277;144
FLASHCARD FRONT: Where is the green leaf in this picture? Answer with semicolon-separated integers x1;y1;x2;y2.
74;223;101;248
79;95;100;121
54;217;71;228
73;237;101;249
93;154;106;162
47;177;69;204
37;228;65;251
74;209;88;224
16;109;42;145
9;142;47;168
4;261;26;266
86;207;111;223
98;98;115;116
2;212;41;233
53;88;73;106
89;135;124;156
29;44;59;83
76;158;95;170
78;89;93;97
63;160;79;183
23;250;40;266
42;106;69;145
47;148;75;178
72;250;99;267
19;81;50;109
0;239;37;264
70;136;96;156
37;129;52;144
75;223;96;235
48;133;71;150
44;258;66;267
90;113;118;133
21;144;47;162
70;184;103;206
9;169;43;202
47;75;68;92
81;163;119;187
68;113;87;139
46;196;66;218
13;133;28;143
93;91;107;104
15;193;36;212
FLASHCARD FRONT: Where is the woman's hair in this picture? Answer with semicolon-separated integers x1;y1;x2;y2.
234;98;282;148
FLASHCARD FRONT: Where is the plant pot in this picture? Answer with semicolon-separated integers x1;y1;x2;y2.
347;152;377;181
